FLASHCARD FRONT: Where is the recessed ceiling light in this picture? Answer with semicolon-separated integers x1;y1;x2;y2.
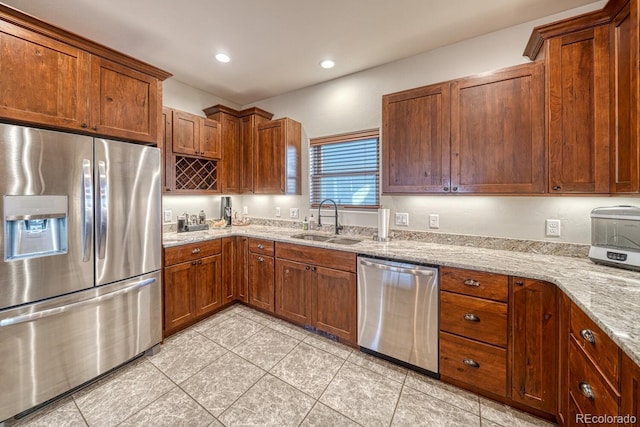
215;53;231;63
320;59;335;69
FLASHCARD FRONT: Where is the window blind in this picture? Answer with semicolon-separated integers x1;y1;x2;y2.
309;129;380;208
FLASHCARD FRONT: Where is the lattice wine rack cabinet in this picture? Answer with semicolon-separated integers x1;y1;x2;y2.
174;156;218;191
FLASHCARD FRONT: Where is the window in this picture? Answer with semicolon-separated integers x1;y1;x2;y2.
310;129;380;208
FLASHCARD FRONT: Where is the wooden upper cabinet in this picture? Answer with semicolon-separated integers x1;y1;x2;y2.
254;117;301;194
382;83;451;193
0;6;170;143
90;56;159;144
451;62;545;194
610;0;639;193
219;112;242;193
547;26;611;193
0;19;90;130
172;110;221;159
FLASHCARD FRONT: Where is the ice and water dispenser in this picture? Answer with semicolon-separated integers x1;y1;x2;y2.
4;195;68;261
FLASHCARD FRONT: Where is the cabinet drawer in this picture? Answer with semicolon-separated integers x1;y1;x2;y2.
440;331;507;397
441;267;508;302
440;291;507;347
249;238;275;255
276;242;356;272
569;338;620;420
570;303;620;385
164;239;221;266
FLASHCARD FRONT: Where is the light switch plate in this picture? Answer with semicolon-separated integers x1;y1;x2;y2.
395;213;409;226
546;219;561;237
243;206;249;215
290;208;299;219
429;214;439;229
275;207;281;217
163;210;172;223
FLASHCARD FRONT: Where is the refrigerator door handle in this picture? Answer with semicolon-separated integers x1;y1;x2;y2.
81;159;93;262
97;160;108;259
0;277;156;327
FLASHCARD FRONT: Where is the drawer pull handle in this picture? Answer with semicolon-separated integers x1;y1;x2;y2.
579;382;595;400
191;248;201;254
257;244;264;249
257;256;264;263
463;313;480;322
463;279;480;287
463;359;480;368
580;329;595;344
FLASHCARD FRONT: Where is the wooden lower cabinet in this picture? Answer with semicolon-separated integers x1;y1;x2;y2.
511;278;558;414
622;353;640;426
163;240;222;336
313;266;357;344
248;252;275;312
275;259;312;325
274;242;357;345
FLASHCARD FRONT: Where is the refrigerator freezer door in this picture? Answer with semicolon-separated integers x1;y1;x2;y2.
0;125;94;309
94;139;161;285
0;270;161;421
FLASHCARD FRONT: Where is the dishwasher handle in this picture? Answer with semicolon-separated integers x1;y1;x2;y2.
360;259;435;276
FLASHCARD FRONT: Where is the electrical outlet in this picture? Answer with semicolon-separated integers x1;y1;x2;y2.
290;208;299;219
275;207;281;217
395;213;409;226
163;210;172;223
546;219;561;237
429;214;439;229
243;206;248;215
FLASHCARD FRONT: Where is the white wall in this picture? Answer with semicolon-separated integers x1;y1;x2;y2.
162;0;640;245
163;79;240;116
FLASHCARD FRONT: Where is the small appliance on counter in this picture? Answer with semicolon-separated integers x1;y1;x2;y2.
221;196;232;227
589;205;640;271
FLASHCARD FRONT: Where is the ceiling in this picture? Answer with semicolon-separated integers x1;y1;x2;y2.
2;0;600;105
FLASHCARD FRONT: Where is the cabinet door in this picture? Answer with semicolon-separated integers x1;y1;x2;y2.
161;107;174;192
275;259;312;325
382;83;451;193
172;110;200;156
201;118;221;159
610;0;639;193
0;20;90;130
236;237;249;302
240;116;256;193
621;353;640;427
90;56;159;143
195;254;222;317
220;113;241;193
248;253;275;312
511;278;558;415
255;119;285;194
163;262;196;334
451;62;545;194
221;237;236;304
312;266;356;344
548;26;610;193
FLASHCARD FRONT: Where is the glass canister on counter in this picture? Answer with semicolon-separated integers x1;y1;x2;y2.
199;210;206;224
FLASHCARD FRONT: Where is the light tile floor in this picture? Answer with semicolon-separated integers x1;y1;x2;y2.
12;304;557;427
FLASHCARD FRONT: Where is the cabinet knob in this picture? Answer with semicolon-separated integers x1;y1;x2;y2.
305;266;310;271
81;123;88;129
443;187;449;191
191;261;196;266
257;256;264;262
515;280;524;287
579;382;595;400
552;186;561;191
311;266;316;272
92;126;98;131
257;244;264;249
463;313;480;322
463;279;480;287
452;187;458;192
463;359;480;368
198;260;202;264
192;248;201;254
580;329;596;344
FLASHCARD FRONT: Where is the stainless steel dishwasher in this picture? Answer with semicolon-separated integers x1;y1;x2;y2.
357;256;439;376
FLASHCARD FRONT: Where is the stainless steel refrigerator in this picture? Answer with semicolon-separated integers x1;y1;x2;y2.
0;124;162;421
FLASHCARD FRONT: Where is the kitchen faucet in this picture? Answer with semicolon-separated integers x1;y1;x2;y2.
317;198;343;235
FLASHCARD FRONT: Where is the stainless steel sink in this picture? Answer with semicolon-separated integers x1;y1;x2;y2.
326;237;361;245
291;233;332;242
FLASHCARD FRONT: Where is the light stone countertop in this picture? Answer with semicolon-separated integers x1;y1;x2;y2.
163;225;640;367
